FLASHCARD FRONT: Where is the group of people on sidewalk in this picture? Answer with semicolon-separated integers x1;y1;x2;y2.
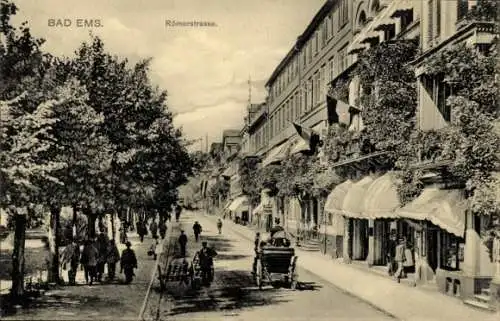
59;233;139;286
135;218;168;243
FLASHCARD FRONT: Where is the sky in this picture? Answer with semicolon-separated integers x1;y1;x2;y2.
13;0;325;151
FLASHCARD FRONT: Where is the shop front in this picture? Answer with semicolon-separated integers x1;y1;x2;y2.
342;176;375;262
362;173;402;267
395;187;480;299
324;179;354;259
227;195;249;225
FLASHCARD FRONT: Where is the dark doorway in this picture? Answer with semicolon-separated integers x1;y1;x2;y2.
427;227;439;271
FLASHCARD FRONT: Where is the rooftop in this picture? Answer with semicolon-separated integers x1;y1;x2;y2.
266;0;337;87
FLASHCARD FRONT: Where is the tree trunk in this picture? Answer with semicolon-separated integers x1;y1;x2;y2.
49;206;62;284
84;208;96;239
72;204;78;239
111;211;116;240
11;212;27;303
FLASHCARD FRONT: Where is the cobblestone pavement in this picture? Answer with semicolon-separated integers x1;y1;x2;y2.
2;225;174;320
158;210;394;321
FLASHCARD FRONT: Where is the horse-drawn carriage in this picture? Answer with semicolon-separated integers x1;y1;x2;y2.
252;229;298;290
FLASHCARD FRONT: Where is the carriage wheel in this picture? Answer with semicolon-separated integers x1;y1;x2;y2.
255;259;263;290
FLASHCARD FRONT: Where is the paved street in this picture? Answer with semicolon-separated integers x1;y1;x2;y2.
158;210;394;321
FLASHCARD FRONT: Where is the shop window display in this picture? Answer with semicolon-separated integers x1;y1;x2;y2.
440;232;465;271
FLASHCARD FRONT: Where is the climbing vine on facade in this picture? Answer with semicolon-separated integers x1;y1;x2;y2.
421;42;500;231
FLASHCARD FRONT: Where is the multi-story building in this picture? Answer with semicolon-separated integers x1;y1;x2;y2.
320;0;498;309
408;0;498;307
221;129;241;159
322;0;421;269
247;103;268;157
257;0;362;235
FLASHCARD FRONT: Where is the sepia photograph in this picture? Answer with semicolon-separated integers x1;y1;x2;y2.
0;0;499;320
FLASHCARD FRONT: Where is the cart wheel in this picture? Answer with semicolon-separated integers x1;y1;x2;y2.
255;259;263;290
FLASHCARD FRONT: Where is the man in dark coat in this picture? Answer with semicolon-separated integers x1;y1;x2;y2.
137;220;146;242
80;239;99;285
107;239;120;281
193;221;202;242
178;230;188;257
159;220;167;239
96;232;109;282
150;220;158;240
120;241;138;284
175;205;182;222
61;238;80;285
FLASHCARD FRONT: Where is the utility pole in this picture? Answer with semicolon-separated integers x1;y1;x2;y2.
205;133;208;153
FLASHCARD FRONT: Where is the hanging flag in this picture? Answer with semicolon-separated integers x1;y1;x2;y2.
292;122;321;153
326;95;362;126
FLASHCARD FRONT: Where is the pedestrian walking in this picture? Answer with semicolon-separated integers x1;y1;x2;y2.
60;238;80;285
178;230;188;257
150;219;158;240
403;241;416;285
217;218;223;234
175;204;182;222
148;240;159;260
106;239;120;281
193;221;202;242
119;226;127;244
393;237;406;283
254;232;261;253
96;233;109;282
81;239;99;285
120;241;138;284
159;220;167;239
386;233;397;276
137;220;146;243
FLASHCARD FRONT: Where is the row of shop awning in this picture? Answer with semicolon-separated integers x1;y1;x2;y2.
324;172;466;237
348;0;415;54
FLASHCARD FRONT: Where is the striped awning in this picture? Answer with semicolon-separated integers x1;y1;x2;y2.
396;188;466;237
373;18;397;31
362;173;401;219
290;137;310;155
389;0;414;18
324;180;353;215
360;31;381;44
342;176;375;218
221;166;236;178
253;202;263;214
261;141;291;167
228;196;249;212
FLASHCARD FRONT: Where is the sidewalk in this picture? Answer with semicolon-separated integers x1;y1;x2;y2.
2;227;171;320
205;213;498;321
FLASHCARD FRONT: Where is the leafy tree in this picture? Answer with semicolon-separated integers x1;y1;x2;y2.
0;0;64;300
238;156;261;207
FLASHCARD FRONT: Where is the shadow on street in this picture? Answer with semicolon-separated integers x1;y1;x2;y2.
162;268;322;317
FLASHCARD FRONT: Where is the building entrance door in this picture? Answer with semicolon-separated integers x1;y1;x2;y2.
427;227;439;272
